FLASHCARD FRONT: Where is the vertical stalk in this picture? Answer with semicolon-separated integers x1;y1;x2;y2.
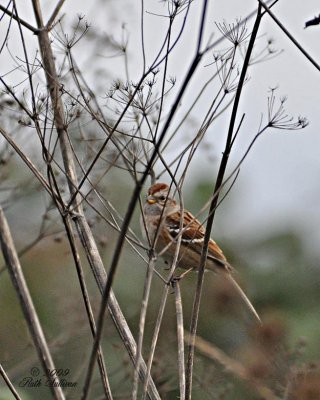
174;281;185;400
0;208;65;400
185;5;263;399
30;1;160;399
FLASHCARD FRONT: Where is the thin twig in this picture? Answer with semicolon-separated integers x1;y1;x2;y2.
0;127;51;195
31;1;161;398
203;0;275;53
131;255;156;400
81;7;208;397
185;5;263;399
0;207;65;400
142;284;171;400
62;215;113;399
0;3;38;33
0;363;22;400
45;0;66;30
65;2;194;209
174;281;186;400
258;0;320;72
140;0;146;74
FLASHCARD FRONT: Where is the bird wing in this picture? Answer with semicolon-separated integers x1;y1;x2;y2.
165;210;228;268
166;211;260;323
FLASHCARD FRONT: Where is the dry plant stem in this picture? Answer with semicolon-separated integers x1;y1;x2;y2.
188;334;277;400
174;281;186;400
66;3;193;209
153;14;172;141
185;6;263;400
140;184;185;398
0;363;22;400
66;54;136;177
45;0;66;29
257;0;320;72
66;79;144;210
157;96;235;180
140;0;146;74
0;208;65;400
160;73;217;153
142;285;171;400
82;5;208;396
131;255;156;400
31;0;79;199
82;146;173;396
65;137;148;256
76;218;158;399
30;2;160;399
62;216;113;400
0;4;38;33
0;127;51;195
148;2;192;73
204;0;274;53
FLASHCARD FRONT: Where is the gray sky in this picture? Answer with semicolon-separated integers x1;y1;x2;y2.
90;0;320;251
9;0;320;254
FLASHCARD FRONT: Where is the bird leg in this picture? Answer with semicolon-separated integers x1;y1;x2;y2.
169;267;194;285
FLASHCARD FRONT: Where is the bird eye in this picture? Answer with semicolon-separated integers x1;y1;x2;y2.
159;195;166;201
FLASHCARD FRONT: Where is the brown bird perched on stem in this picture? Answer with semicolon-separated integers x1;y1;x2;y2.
141;182;261;324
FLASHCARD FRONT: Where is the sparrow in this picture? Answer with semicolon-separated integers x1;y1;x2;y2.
141;182;261;323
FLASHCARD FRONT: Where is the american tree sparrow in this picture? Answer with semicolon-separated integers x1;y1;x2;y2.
142;182;261;323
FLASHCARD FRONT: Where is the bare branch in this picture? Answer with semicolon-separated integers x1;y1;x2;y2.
30;1;161;398
0;3;38;33
258;0;320;72
0;363;22;400
46;0;66;30
82;1;210;395
174;281;186;400
0;126;51;195
132;255;156;399
185;6;263;398
0;207;65;400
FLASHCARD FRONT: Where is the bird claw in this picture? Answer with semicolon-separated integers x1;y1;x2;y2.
171;275;181;286
165;275;180;290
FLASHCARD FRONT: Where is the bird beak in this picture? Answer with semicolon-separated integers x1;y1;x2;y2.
147;197;157;204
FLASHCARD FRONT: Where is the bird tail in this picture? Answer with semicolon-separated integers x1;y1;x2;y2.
225;273;261;324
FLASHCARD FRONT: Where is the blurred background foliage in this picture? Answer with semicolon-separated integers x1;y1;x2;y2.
1;164;319;399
